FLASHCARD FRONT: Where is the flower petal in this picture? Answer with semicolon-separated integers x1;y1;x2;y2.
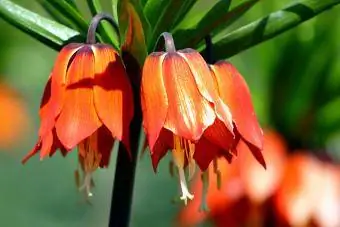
163;53;215;140
39;130;53;160
22;141;41;164
178;49;219;103
39;44;82;139
151;129;172;172
97;126;115;168
141;52;168;150
92;44;134;151
203;119;234;151
210;61;264;157
56;46;101;149
179;49;234;135
194;138;220;171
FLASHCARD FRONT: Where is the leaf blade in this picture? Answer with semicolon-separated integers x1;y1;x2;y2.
0;0;81;51
201;0;340;59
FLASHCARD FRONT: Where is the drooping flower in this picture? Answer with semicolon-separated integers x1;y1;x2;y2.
22;43;134;196
209;60;266;168
141;33;265;204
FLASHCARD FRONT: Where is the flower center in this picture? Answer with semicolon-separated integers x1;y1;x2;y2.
172;135;196;205
77;135;102;197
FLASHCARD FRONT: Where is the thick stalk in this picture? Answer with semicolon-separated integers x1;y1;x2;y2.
108;52;142;227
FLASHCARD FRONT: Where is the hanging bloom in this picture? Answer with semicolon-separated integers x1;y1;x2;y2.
209;60;265;168
141;33;264;204
22;42;134;196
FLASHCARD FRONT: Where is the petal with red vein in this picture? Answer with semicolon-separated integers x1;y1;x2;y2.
178;49;219;103
163;53;215;140
211;61;263;152
56;46;101;149
92;44;133;150
141;52;168;150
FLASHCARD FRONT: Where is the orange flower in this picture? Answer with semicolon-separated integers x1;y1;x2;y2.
0;83;31;150
274;153;340;227
141;33;264;204
209;61;265;168
22;43;134;196
178;130;284;226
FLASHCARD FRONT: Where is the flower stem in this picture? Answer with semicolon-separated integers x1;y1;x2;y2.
108;52;142;227
204;35;215;64
154;32;176;52
86;13;120;45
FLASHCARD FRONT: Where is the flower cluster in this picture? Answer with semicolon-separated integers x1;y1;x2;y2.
23;15;265;203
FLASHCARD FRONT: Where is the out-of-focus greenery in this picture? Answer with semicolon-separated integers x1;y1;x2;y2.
0;0;340;227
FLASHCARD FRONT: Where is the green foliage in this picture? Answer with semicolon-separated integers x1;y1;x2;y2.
0;0;81;51
200;0;340;59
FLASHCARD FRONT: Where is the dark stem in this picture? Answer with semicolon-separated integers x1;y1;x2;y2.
204;35;215;64
154;32;176;52
108;53;142;227
86;13;120;44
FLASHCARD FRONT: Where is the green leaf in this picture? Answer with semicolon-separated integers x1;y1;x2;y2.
201;0;340;59
37;0;77;29
0;0;81;51
113;0;149;64
87;0;119;48
170;0;197;29
173;0;260;50
146;0;189;51
48;0;88;32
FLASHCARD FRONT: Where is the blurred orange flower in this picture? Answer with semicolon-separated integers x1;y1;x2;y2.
178;130;286;227
22;43;134;196
0;83;31;150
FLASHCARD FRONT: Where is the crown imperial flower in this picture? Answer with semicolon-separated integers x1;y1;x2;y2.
22;15;134;197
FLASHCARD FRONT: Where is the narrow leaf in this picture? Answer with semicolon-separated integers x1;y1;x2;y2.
37;0;77;29
87;0;119;48
147;0;189;51
173;0;260;49
49;0;88;32
201;0;340;59
0;0;81;51
171;0;197;29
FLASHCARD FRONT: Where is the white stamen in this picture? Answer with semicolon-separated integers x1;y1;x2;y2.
178;167;194;205
79;172;93;197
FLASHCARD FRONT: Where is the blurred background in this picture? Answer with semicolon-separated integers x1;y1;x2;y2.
1;0;340;226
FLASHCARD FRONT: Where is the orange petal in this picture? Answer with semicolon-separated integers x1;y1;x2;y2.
22;141;41;164
178;49;219;103
141;52;168;150
194;138;220;171
151;129;172;172
179;50;234;134
92;44;133;151
211;61;264;165
163;53;215;140
39;130;53;160
203;119;234;151
56;45;101;149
